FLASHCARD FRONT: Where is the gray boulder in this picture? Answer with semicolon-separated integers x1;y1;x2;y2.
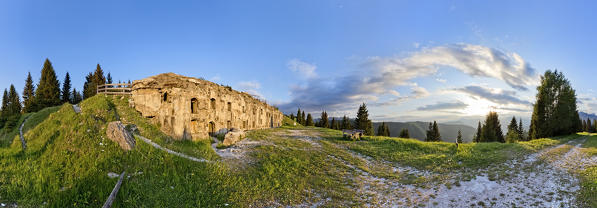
106;121;136;151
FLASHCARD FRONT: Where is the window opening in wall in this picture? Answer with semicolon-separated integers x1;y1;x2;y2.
227;102;232;111
210;98;216;110
191;98;198;114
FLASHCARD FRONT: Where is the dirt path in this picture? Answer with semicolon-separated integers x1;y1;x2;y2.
279;130;594;207
18;115;30;150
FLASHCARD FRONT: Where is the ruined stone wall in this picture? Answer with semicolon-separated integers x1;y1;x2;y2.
130;73;283;140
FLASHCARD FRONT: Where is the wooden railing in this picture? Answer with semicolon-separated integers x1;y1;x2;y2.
97;83;132;95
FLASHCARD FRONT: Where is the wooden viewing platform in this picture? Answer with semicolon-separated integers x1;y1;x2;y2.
97;83;132;95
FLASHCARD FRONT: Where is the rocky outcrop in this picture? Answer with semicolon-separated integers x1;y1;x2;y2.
223;128;246;146
106;121;136;151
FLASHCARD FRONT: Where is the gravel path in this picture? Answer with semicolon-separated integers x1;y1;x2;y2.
18;115;30;150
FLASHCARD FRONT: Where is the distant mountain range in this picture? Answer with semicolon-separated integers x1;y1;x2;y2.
579;112;597;121
372;121;476;143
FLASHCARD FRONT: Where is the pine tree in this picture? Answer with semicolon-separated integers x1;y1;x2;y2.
399;128;410;138
529;70;580;139
506;116;520;143
306;113;314;126
594;119;597;134
107;72;113;84
588;119;593;133
457;129;463;143
330;118;337;130
320;111;329;128
72;88;82;104
35;58;61;109
355;103;373;136
474;121;482;143
583;120;588;132
301;111;306;125
22;72;36;113
1;89;8;117
518;119;525;141
94;64;106;87
426;121;441;142
62;72;71;103
289;113;295;121
481;111;504;143
83;72;94;99
377;122;390;136
6;85;21;116
341;115;352;130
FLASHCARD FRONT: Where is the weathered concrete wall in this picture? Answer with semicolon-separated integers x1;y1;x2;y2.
130;73;283;140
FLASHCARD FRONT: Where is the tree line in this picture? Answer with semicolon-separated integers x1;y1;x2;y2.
0;58;122;131
290;103;375;136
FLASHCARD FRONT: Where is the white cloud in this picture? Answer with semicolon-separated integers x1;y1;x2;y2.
287;59;317;79
453;85;531;105
280;44;537;114
237;81;263;99
436;78;447;83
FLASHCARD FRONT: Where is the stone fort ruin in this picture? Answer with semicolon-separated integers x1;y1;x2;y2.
130;73;283;140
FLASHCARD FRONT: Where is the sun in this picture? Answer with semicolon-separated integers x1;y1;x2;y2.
461;97;496;116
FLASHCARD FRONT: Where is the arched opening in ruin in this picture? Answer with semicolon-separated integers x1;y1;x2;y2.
163;92;168;102
270;116;274;128
208;121;216;136
227;102;232;111
210;98;216;110
191;98;198;114
227;120;231;129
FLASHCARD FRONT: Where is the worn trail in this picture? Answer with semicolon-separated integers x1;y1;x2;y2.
135;134;210;163
18;115;30;150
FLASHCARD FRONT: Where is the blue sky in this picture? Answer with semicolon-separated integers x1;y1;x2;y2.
1;0;596;127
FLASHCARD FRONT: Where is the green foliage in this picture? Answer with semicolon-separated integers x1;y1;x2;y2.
62;72;71;103
529;70;580;139
341;115;352;130
579;135;597;207
399;128;409;138
505;116;520;143
354;103;373;136
480;111;504;143
34;59;62;110
474;122;482;143
376;122;390;137
457;130;463;143
318;111;329;128
22;72;36;113
425;121;441;142
71;88;82;104
306;113;314;126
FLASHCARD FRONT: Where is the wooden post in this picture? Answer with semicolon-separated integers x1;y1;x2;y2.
102;171;126;208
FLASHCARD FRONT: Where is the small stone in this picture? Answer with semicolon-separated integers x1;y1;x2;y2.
106;121;136;151
223;129;245;146
107;172;119;178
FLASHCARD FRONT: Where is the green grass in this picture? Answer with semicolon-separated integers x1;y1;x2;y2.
0;106;60;147
579;135;597;207
0;94;590;207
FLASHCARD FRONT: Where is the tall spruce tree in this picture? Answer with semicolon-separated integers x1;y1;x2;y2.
481;111;504;143
354;103;373;136
107;72;113;85
301;111;306;125
474;121;482;143
62;72;71;103
529;70;580;139
376;122;390;136
399;128;410;138
72;88;82;104
83;72;94;99
518;119;525;141
1;89;8;117
35;59;61;109
506;116;520;143
306;113;314;126
320;111;329;128
426;121;441;142
22;72;36;113
7;85;21;116
588;119;593;133
341;115;352;130
457;129;463;143
583;120;588;132
330;118;337;130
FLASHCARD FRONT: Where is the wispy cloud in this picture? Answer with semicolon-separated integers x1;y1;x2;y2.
280;44;537;114
453;85;531;105
287;59;317;79
417;101;468;111
237;81;263;99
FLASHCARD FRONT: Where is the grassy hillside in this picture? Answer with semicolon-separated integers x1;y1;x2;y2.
0;106;60;147
0;95;588;207
373;121;476;142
